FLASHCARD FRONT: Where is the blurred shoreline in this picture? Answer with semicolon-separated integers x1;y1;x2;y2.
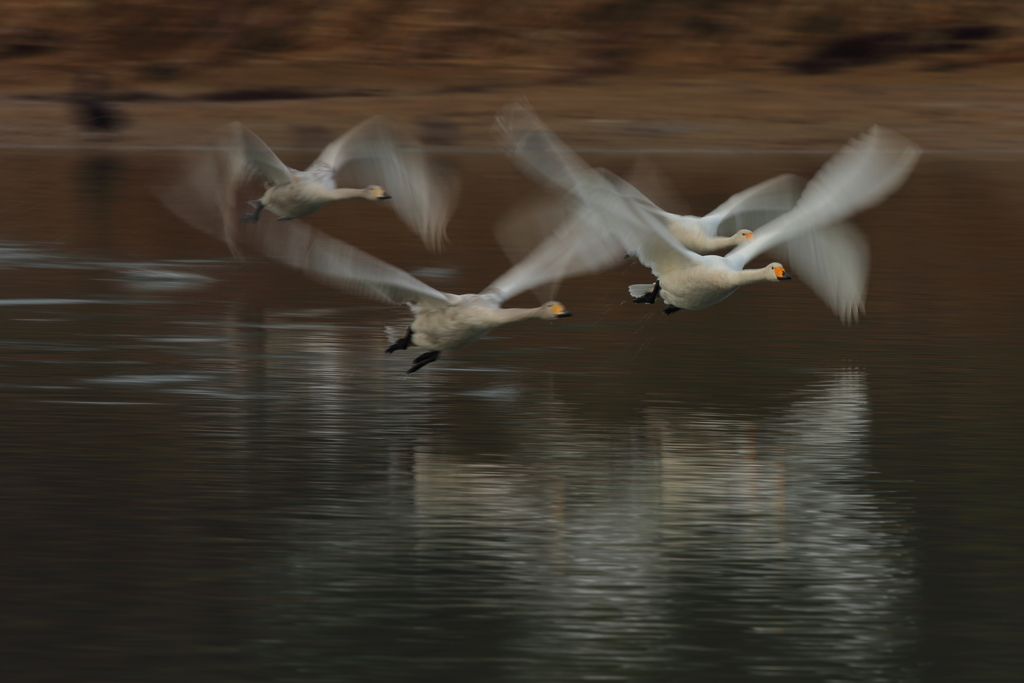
2;1;1024;151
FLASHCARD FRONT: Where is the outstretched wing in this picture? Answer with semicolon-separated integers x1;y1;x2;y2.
226;122;293;186
155;147;246;258
312;116;460;253
158;150;453;309
483;195;627;304
771;221;870;324
237;219;455;309
494;101;598;192
624;157;691;217
589;169;705;277
699;173;803;238
724;126;920;270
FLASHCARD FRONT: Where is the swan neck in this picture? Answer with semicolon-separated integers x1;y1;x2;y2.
489;306;549;326
330;187;370;200
735;267;776;286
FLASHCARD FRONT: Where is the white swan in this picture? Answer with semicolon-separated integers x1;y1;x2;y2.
242;207;626;372
496;103;919;323
495;103;801;255
160;165;625;373
584;129;918;321
222;116;459;253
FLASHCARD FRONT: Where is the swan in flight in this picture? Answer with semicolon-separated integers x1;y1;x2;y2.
496;104;919;323
160;168;625;373
495;103;801;255
219;116;459;254
586;130;918;321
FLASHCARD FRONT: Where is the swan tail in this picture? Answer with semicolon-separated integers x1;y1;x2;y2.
385;325;407;344
628;283;655;298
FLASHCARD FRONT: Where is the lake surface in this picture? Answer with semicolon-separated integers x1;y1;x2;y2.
1;149;1022;682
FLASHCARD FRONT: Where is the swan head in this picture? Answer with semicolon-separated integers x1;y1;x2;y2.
366;185;391;201
542;301;573;319
767;262;791;281
736;229;754;243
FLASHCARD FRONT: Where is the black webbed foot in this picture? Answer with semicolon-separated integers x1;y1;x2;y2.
633;280;661;304
241;200;263;223
385;327;413;354
408;350;441;374
663;305;682;315
634;292;656;304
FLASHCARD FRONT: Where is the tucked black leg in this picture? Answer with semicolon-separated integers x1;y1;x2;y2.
408;350;441;374
634;280;661;304
275;216;295;222
241;200;264;223
385;327;413;354
663;305;682;315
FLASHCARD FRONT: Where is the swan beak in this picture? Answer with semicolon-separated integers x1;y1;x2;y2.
744;232;754;241
557;311;573;318
551;303;572;318
381;193;391;200
774;266;791;280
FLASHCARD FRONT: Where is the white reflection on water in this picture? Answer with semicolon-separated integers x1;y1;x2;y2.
394;370;916;680
0;236;919;681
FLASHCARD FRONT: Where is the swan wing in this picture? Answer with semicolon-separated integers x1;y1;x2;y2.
483;196;627;304
590;169;704;277
698;173;803;237
772;222;870;324
491;192;575;302
312;116;460;253
156;148;246;257
226;122;293;186
624;157;691;217
494;101;597;192
158;150;452;309
724;126;919;270
237;219;454;309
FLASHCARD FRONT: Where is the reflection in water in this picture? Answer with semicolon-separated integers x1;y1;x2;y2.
6;149;1024;681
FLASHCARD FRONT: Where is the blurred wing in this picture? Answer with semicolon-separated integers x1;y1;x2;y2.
724;126;920;270
494;101;597;192
156;148;244;258
157;149;452;309
236;219;454;309
316;116;461;253
483;198;627;304
772;222;870;324
492;192;575;302
591;169;704;277
227;122;293;186
699;173;803;237
625;157;691;217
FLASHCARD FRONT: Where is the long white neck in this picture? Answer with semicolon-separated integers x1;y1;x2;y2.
732;265;779;287
329;187;376;201
667;216;745;254
484;306;553;328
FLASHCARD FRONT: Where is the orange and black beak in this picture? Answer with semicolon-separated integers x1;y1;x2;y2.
774;266;791;280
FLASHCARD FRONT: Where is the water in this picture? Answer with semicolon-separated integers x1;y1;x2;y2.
1;150;1022;682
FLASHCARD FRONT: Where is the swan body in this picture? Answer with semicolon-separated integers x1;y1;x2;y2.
235;214;616;373
628;162;804;254
495;104;800;256
497;103;919;323
161;163;622;373
222;117;459;254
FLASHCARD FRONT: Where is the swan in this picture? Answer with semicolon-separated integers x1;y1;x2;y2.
220;116;459;253
160;166;626;374
495;103;801;255
580;129;918;321
495;103;919;323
